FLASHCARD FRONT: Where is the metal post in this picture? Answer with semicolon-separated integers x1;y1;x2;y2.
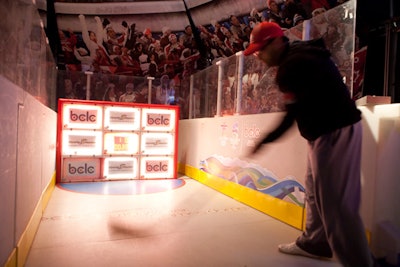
85;71;93;100
147;76;155;104
189;75;194;119
216;60;224;117
235;51;244;115
383;23;391;97
384;0;397;100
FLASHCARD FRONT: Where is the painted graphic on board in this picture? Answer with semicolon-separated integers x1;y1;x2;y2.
200;155;305;207
219;122;240;149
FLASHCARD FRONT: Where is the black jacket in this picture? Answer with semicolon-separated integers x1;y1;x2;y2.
261;38;361;143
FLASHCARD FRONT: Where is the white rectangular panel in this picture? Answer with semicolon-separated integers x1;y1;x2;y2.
104;132;140;155
103;157;138;179
62;130;103;156
62;158;101;182
104;106;141;131
141;133;174;155
141;108;176;132
140;156;174;179
62;104;103;130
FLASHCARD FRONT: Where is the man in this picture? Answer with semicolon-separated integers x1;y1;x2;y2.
229;15;248;42
243;22;375;267
119;82;136;102
180;25;194;48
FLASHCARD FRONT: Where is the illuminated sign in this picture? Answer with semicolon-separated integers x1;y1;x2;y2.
62;158;101;181
103;157;138;179
63;104;103;129
140;156;174;179
104;133;139;155
104;106;141;131
62;130;103;156
57;99;179;182
141;108;176;132
141;133;174;155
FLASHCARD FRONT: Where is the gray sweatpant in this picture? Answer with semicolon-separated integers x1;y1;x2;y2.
296;121;373;267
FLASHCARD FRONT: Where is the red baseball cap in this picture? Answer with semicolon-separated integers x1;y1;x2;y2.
243;22;284;56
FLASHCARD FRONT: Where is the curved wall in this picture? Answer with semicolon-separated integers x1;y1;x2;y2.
48;0;266;33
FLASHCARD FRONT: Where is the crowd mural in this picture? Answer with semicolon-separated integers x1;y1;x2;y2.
58;0;356;118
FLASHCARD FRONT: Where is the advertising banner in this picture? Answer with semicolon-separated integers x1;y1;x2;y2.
57;99;179;182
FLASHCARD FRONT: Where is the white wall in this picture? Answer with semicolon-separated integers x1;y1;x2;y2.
178;112;308;199
359;104;400;258
0;76;57;266
178;104;400;258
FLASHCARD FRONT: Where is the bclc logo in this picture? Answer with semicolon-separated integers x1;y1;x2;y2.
70;108;97;123
68;162;96;175
146;160;169;173
147;113;170;126
244;124;261;138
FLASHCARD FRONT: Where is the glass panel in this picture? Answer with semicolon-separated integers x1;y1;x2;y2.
308;0;356;92
185;0;356;119
0;0;57;110
186;64;220;119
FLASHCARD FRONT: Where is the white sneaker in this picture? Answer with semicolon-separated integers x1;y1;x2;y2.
278;242;329;260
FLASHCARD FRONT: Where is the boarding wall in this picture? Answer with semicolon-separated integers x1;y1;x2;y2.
177;102;400;262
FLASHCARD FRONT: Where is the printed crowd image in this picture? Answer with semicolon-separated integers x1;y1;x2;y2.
57;0;362;119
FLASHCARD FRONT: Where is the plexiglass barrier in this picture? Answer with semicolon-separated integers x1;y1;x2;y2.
0;0;57;110
56;0;356;120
